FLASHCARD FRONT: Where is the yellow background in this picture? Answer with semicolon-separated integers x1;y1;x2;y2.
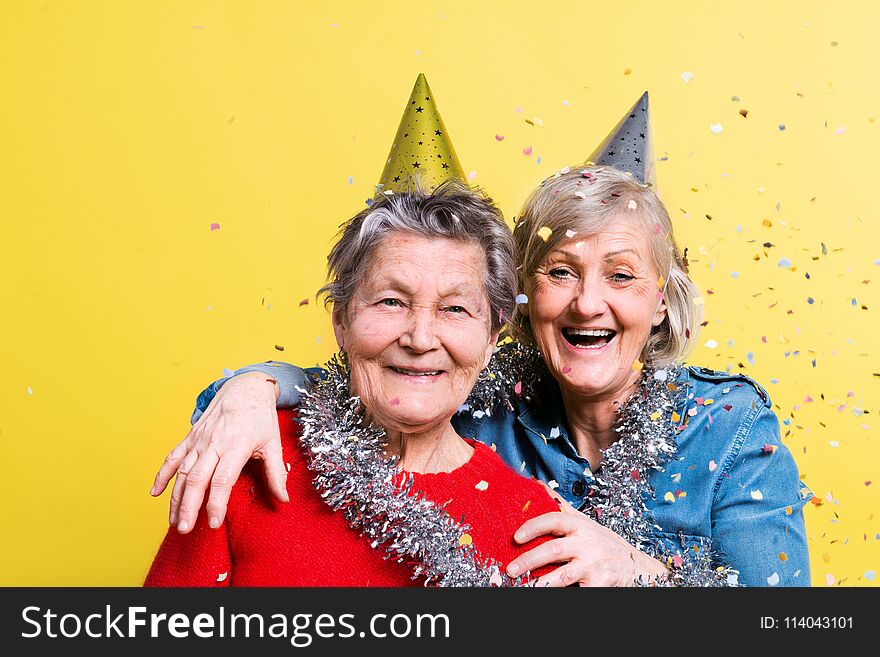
1;1;877;586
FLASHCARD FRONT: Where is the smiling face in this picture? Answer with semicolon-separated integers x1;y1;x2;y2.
332;232;499;436
526;216;667;403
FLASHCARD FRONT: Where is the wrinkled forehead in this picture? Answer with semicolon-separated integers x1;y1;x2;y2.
539;212;660;264
358;231;489;296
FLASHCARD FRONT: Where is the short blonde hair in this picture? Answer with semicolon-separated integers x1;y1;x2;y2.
512;165;700;367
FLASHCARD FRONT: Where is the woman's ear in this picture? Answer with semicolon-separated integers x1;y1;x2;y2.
483;329;501;369
331;307;347;350
652;295;668;327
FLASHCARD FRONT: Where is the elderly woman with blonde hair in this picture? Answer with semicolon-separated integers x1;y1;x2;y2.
153;166;810;587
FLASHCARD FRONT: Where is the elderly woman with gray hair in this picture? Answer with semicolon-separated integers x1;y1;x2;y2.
146;182;565;586
152;166;811;587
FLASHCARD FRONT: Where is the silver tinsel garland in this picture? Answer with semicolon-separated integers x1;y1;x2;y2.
296;356;533;587
469;342;738;587
297;345;737;587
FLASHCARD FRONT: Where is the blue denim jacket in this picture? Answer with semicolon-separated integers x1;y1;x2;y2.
194;361;812;587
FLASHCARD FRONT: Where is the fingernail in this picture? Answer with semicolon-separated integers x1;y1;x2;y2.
149;485;156;496
178;520;189;532
513;532;523;542
507;564;521;577
208;517;220;529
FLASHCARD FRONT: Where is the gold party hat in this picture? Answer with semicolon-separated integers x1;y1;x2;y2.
378;74;465;193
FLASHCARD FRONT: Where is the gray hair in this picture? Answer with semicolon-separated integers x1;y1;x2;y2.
512;165;701;367
320;180;516;332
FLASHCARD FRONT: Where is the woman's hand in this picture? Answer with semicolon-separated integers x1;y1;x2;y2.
506;484;668;586
150;371;287;534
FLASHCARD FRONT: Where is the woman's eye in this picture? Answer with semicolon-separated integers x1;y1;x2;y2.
444;305;467;314
548;268;574;280
609;272;635;283
380;298;401;307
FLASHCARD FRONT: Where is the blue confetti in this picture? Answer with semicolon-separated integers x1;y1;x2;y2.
735;224;743;233
747;352;755;365
347;176;354;185
536;155;542;165
778;257;792;268
807;297;814;304
731;271;740;278
778;124;786;131
851;298;858;306
515;293;529;304
770;379;779;384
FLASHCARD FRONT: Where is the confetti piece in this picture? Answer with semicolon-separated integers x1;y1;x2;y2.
710;123;724;134
217;572;228;582
210;222;221;231
632;359;644;372
468;171;478;180
515;293;528;305
649;412;661;421
825;574;835;586
664;492;676;503
866;571;876;581
767;572;780;586
704;339;718;349
834;126;846;135
627;199;638;210
547;480;559;490
524;116;544;127
514;381;522;395
762;444;777;454
562;366;571;374
495;134;505;141
680;71;694;83
347;176;353;185
574;191;586;200
389;398;400;406
778;124;786;131
623;68;632;76
565;229;577;238
709;460;717;472
672;411;681;423
693;296;705;306
27;386;33;396
522;500;531;512
274;344;284;352
475;480;489;491
739;109;749;118
523;146;533;156
779;552;788;562
750;490;764;500
785;506;793;515
459;534;473;546
549;427;561;439
537;226;552;241
562;99;571;106
630;469;641;481
778;257;792;268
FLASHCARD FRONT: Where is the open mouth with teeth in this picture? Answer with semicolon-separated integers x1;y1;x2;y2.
388;366;445;377
562;327;617;348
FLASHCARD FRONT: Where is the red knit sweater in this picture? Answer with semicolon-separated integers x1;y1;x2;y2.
145;409;560;587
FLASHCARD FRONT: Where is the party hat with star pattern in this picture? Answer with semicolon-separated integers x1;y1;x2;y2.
378;74;466;193
587;91;654;186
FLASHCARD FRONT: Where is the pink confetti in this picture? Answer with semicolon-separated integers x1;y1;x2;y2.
389;398;400;406
495;134;505;141
630;469;640;481
562;366;571;374
514;381;523;396
522;146;533;156
672;554;683;568
210;222;221;231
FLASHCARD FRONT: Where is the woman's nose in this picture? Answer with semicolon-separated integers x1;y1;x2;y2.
571;281;608;318
398;309;440;352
